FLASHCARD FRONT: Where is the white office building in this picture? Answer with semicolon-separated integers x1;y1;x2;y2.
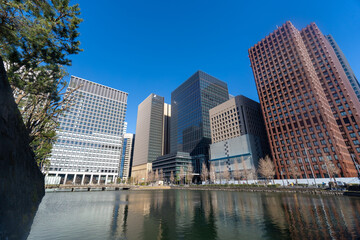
47;76;128;185
119;133;135;181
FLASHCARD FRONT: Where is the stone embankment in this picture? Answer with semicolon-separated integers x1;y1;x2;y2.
172;185;344;195
45;184;133;192
46;184;347;196
0;57;45;240
134;186;171;190
45;184;171;192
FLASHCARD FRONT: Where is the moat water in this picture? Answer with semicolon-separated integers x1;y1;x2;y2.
28;189;360;239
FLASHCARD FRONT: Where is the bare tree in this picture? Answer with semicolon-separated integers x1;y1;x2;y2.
186;164;193;185
159;169;163;182
233;160;241;182
324;157;340;182
222;165;230;184
155;169;159;182
179;166;185;185
249;168;257;181
170;171;175;184
209;163;216;184
289;160;301;184
147;171;154;184
258;155;275;183
242;158;249;184
201;162;209;182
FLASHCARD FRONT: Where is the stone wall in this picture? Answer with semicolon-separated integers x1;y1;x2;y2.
172;186;344;195
0;57;45;240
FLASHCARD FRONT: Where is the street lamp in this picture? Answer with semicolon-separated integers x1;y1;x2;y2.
350;154;360;178
323;157;331;179
280;170;285;186
298;157;309;185
304;148;317;186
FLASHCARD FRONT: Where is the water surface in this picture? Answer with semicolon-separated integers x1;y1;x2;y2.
28;189;360;239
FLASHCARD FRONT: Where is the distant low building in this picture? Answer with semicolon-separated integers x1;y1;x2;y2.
152;152;192;181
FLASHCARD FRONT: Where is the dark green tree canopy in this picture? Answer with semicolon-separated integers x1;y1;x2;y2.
0;0;82;97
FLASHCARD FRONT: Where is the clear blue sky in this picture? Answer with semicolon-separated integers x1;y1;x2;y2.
67;0;360;134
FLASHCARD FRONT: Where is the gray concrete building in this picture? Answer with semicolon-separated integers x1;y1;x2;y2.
47;76;128;184
131;94;165;182
209;95;269;177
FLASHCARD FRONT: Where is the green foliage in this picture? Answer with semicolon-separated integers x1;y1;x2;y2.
0;0;82;92
30;128;57;170
0;0;82;169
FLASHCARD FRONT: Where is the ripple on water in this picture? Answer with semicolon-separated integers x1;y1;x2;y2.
28;190;360;240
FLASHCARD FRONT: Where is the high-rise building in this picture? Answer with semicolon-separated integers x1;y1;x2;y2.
47;76;128;184
123;122;128;135
325;35;360;102
163;103;171;155
301;24;360;175
249;21;359;179
210;95;268;145
170;70;229;173
131;94;164;182
119;133;135;180
209;95;270;175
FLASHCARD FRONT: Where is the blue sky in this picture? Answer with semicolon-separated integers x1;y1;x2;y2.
67;0;360;134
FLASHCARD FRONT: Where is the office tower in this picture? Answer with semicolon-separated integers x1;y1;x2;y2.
163;103;171;155
132;93;164;182
209;95;270;175
301;24;360;175
249;21;359;179
123;122;128;135
47;76;128;184
325;35;360;102
119;133;135;180
170;70;229;173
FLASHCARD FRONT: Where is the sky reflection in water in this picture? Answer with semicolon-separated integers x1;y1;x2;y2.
28;190;360;240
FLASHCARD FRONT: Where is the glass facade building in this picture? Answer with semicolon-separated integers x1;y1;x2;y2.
325;34;360;102
170;70;229;173
47;76;128;184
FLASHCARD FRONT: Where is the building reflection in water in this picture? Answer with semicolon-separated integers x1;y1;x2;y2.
109;190;360;239
29;190;360;239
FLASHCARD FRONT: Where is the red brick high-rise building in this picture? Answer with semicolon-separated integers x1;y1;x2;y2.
249;21;360;179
